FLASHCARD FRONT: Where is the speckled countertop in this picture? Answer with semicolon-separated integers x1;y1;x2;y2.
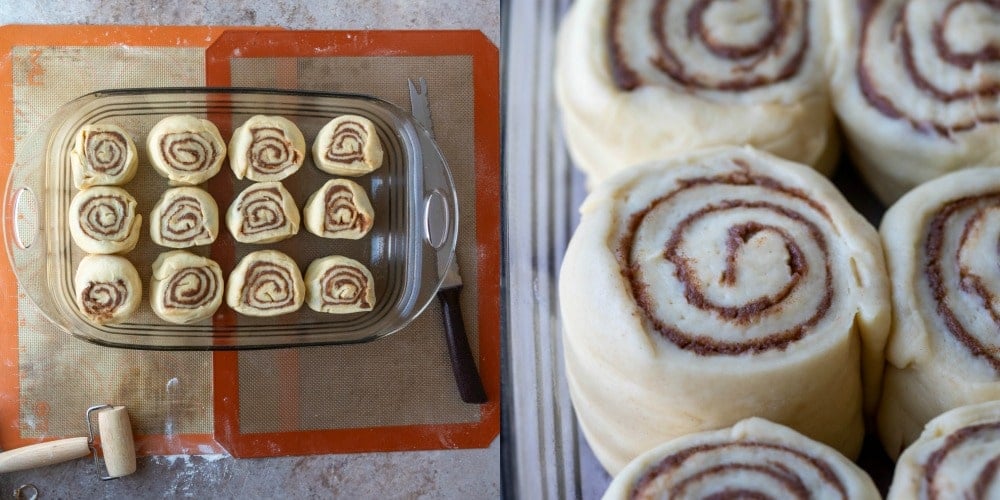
0;1;500;497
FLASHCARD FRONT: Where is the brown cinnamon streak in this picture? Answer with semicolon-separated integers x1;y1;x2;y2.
922;422;1000;500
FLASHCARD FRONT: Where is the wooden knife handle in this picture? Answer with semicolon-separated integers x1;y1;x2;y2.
439;287;488;403
0;436;90;473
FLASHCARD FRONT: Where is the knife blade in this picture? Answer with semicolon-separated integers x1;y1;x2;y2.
408;77;487;404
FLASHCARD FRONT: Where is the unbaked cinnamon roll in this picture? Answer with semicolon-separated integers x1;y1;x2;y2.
70;124;138;189
69;186;142;254
150;251;224;324
229;115;306;182
303;179;374;240
877;167;1000;459
226;182;300;244
304;255;375;314
559;147;889;474
604;418;880;500
226;250;304;317
147;115;226;185
312;115;384;176
555;0;836;186
149;187;219;248
829;1;1000;203
75;254;142;325
887;401;1000;500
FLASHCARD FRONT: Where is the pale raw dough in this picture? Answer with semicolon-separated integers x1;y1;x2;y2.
559;147;889;474
69;186;142;254
887;401;1000;500
604;418;880;500
149;186;219;248
226;182;300;244
303;179;374;240
226;250;304;317
311;115;384;176
147;115;226;185
877;167;1000;459
229;115;306;182
70;124;138;189
74;254;142;325
150;250;224;324
828;1;1000;204
555;0;836;187
304;255;376;314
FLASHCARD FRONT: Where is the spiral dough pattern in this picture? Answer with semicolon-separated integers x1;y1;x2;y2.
303;179;374;240
305;255;376;314
226;182;300;244
147;115;226;185
74;254;142;325
312;115;384;176
69;186;141;254
71;124;137;188
227;250;304;317
150;187;219;248
83;131;129;176
81;279;129;322
160;132;220;173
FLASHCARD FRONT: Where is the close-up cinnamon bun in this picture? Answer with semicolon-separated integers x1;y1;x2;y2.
311;115;384;177
226;250;305;317
68;185;142;254
829;0;1000;203
228;115;306;182
877;167;1000;459
302;179;374;240
149;250;224;324
304;255;376;314
603;418;880;500
70;123;138;189
555;0;836;186
225;182;300;244
149;186;219;248
147;115;226;185
74;254;142;326
559;147;889;474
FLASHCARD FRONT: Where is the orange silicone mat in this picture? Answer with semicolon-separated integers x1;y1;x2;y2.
0;25;500;457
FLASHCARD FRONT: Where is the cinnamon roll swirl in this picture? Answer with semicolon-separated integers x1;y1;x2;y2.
149;187;219;248
830;0;1000;203
226;250;304;317
147;115;226;185
69;186;142;254
303;179;374;240
311;115;384;177
150;251;223;324
226;182;300;244
559;147;889;474
877;167;1000;459
555;0;836;186
70;124;138;189
603;418;880;500
304;255;376;314
74;255;142;325
229;115;306;182
888;401;1000;500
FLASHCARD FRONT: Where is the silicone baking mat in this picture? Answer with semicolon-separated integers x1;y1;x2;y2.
0;26;500;457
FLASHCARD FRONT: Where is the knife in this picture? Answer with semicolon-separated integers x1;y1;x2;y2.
408;77;487;404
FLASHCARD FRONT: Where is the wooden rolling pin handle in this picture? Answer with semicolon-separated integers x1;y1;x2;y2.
97;406;136;478
0;436;90;473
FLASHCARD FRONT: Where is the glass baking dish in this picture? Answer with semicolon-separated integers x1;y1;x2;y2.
3;88;458;350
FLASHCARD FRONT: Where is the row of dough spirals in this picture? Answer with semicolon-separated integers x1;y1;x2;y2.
554;0;1000;498
70;114;382;326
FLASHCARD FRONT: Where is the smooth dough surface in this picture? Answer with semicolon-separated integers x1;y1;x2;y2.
226;182;300;244
877;167;1000;459
311;115;384;176
604;418;880;500
149;186;219;248
559;147;889;474
828;0;1000;204
229;115;306;182
69;186;142;254
150;250;224;324
226;250;304;317
75;254;142;325
303;179;374;240
887;401;1000;500
555;0;836;186
305;255;376;314
147;115;226;185
70;124;138;189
